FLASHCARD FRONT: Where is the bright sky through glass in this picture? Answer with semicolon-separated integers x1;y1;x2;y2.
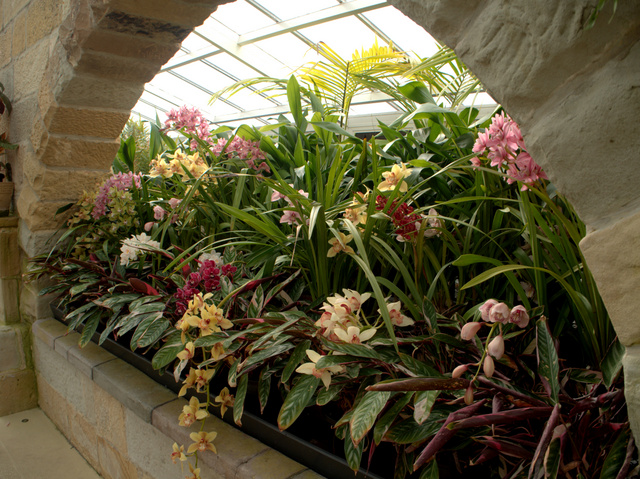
131;0;494;133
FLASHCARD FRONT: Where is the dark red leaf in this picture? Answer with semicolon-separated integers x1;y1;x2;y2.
129;278;159;295
413;399;487;470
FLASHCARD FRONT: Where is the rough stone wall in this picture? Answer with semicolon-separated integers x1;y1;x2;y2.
0;0;231;417
388;0;640;437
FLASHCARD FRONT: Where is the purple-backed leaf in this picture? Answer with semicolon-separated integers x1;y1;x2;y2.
475;437;534;459
413;399;487;471
447;407;553;431
471;446;499;466
367;377;469;392
528;403;561;479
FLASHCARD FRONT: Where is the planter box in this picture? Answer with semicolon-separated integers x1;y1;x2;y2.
32;318;326;479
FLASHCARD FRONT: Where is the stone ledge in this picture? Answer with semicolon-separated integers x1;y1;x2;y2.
32;318;68;348
93;358;176;423
32;317;325;479
67;340;117;379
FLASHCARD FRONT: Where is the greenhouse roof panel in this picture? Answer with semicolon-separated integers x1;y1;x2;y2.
132;0;495;130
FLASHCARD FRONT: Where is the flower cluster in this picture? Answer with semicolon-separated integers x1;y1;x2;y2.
375;196;441;242
174;258;237;316
316;289;377;343
164;106;211;149
92;172;142;219
456;300;531;384
119;232;161;266
471;112;547;190
211;136;269;172
149;150;208;179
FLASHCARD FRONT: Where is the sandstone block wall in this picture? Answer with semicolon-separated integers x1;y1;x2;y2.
33;318;324;479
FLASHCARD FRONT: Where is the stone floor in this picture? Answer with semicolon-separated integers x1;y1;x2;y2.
0;408;102;478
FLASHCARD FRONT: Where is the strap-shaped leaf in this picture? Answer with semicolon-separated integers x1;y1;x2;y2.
536;317;559;403
233;373;248;426
600;427;631;479
78;309;102;347
414;390;439;425
419;460;439;479
373;393;412;446
277;375;320;430
131;314;170;350
350;391;391;445
281;339;311;384
344;435;364;472
151;334;184;370
316;382;344;406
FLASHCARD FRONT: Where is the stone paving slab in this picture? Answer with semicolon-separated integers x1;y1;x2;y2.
0;408;102;479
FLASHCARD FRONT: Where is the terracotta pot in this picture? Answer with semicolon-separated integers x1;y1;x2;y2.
0;181;13;213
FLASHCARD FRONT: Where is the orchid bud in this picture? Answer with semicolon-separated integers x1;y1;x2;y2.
509;305;530;328
483;355;495;378
460;322;482;341
488;335;505;359
488;302;510;324
479;299;498;322
144;221;154;232
452;364;468;379
464;385;474;405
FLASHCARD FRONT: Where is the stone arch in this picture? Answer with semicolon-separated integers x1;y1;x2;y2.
4;0;640;436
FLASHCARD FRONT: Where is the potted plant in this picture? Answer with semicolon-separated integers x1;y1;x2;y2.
0;81;16;215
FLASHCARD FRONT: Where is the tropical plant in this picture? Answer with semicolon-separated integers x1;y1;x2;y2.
211;41;483;130
29;74;631;479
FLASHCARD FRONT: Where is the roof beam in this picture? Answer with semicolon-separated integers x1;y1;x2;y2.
238;0;388;46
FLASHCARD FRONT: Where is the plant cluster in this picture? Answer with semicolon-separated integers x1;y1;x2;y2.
29;54;632;478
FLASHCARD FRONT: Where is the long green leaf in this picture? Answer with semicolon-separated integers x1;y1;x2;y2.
344;435;364;472
282;339;311;384
536;317;559;404
278;375;320;430
233;373;249;426
350;391;391;445
151;334;184;370
79;309;102;347
373;392;413;445
599;427;631;479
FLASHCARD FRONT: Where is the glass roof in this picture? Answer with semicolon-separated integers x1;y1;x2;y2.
131;0;495;133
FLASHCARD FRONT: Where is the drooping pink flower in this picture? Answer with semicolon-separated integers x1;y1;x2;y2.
483;355;495;378
452;364;468;379
509;305;530;328
461;321;482;340
488;302;511;324
479;299;499;323
168;198;182;209
488;335;505;359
